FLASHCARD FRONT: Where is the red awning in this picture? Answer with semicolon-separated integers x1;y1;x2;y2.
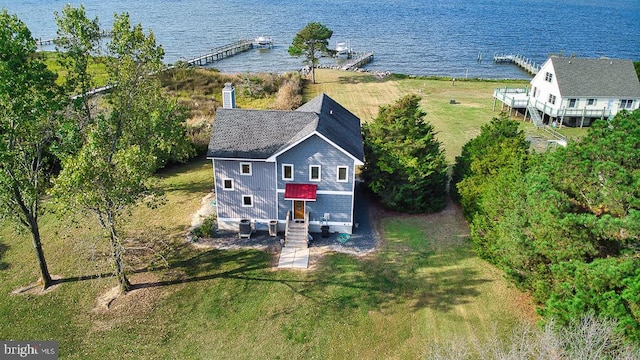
284;183;317;201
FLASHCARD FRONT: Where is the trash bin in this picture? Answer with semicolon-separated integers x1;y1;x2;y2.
239;219;252;238
321;225;330;238
269;220;278;237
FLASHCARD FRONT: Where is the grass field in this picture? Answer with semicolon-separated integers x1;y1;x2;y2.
0;71;542;358
305;70;587;162
0;159;536;359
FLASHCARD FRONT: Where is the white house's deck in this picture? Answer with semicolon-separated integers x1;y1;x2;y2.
494;87;612;127
493;87;530;110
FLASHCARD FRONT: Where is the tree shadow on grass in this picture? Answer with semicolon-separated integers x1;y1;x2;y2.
297;231;492;314
50;220;491;315
160;180;212;195
0;242;9;271
51;248;276;290
131;248;276;290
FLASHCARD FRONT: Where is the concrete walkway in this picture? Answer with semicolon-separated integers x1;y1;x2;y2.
278;247;309;269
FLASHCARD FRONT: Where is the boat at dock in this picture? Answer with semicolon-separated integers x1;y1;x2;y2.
254;36;273;47
335;42;350;56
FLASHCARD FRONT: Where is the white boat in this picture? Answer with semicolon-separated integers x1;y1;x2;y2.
335;42;350;56
254;36;273;47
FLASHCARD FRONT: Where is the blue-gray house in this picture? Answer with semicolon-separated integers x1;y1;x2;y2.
207;93;364;236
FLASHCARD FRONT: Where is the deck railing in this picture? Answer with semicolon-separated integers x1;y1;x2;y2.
304;212;310;240
495;87;613;123
493;87;530;111
284;210;291;242
528;98;611;119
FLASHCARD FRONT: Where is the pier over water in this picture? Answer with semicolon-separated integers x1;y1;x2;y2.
493;54;540;75
185;39;254;67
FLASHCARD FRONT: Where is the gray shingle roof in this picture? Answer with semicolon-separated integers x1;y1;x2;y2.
207;93;364;161
551;57;640;98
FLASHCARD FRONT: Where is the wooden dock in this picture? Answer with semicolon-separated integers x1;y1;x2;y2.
185;40;254;67
493;54;540;75
36;29;111;46
340;52;374;71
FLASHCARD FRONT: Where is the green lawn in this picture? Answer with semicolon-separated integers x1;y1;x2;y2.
0;72;541;358
304;70;581;163
0;158;536;359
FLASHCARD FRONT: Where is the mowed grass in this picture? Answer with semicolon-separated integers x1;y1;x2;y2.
0;71;540;358
304;70;579;162
0;159;537;359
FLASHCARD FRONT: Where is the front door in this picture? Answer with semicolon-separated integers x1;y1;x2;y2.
293;200;305;220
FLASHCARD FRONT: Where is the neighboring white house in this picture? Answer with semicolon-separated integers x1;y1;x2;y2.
494;57;640;127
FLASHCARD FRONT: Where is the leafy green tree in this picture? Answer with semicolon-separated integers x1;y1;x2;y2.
362;95;448;213
54;4;101;124
0;10;64;289
288;22;333;84
53;12;191;294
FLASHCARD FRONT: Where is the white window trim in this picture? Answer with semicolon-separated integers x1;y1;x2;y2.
309;165;321;182
241;195;254;207
222;178;234;191
337;166;349;182
240;162;252;176
282;164;294;181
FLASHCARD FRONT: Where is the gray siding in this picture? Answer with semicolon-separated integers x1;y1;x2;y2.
277;193;353;223
214;160;277;220
276;135;354;191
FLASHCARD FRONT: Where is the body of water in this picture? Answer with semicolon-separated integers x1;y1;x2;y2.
2;0;639;79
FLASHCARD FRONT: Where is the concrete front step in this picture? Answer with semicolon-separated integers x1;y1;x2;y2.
286;221;309;248
287;232;307;237
285;237;308;246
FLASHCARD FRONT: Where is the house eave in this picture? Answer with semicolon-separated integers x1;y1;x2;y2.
207;156;274;162
265;131;364;165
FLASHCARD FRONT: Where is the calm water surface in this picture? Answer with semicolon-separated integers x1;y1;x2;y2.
2;0;639;79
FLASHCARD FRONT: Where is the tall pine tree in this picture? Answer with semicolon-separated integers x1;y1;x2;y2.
362;95;448;213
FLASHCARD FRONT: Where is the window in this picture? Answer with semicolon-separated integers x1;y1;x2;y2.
337;166;348;182
240;162;252;175
620;99;634;109
222;178;234;191
242;195;253;207
282;164;294;181
568;99;577;108
532;87;538;98
587;98;596;106
545;72;553;82
549;94;557;105
309;165;321;181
